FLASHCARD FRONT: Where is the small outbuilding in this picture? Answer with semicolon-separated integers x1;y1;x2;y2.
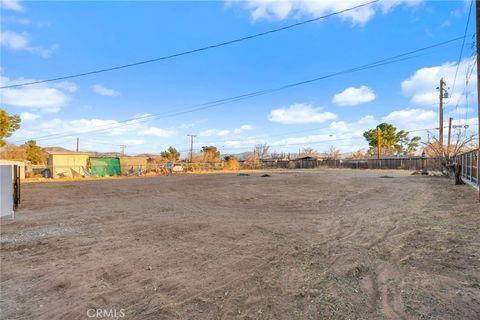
118;156;149;175
294;156;321;169
47;151;90;178
0;160;27;179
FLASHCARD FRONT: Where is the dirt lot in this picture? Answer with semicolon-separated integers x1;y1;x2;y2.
1;169;479;320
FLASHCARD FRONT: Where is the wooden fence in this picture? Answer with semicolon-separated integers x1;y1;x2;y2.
261;157;444;171
320;157;444;171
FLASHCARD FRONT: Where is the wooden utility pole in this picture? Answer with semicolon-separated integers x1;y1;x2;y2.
76;137;79;152
376;128;381;160
476;0;480;201
439;78;445;152
187;134;196;163
120;144;126;156
447;117;453;158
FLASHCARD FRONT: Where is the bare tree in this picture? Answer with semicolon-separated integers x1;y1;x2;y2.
325;146;341;160
348;148;367;159
302;147;318;157
423;129;476;159
254;143;270;159
270;151;287;160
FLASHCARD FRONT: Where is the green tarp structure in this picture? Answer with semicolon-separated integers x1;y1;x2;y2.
90;157;121;177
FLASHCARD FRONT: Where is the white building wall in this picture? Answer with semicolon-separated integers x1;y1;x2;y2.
0;165;14;218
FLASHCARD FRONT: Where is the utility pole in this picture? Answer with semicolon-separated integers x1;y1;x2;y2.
76;137;79;152
476;0;480;201
376;128;381;160
187;134;196;163
447;117;453;159
120;144;126;156
439;78;445;152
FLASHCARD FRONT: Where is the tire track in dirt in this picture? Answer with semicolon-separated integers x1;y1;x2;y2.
361;217;409;320
147;209;375;318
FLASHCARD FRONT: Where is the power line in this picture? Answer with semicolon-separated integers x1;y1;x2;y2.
449;0;473;124
0;0;379;89
11;36;464;144
451;0;473;98
44;123;479;156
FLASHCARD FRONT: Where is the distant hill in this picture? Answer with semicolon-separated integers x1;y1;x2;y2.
87;151;124;158
43;146;73;153
135;153;159;158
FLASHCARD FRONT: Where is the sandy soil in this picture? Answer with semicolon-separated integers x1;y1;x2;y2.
1;169;479;320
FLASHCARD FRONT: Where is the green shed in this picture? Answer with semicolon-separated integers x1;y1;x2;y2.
89;157;121;177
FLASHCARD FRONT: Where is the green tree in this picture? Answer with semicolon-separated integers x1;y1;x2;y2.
0;109;21;147
160;146;180;161
25;140;43;164
396;131;421;156
363;123;421;156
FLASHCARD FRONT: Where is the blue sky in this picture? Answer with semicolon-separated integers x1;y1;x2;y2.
0;0;477;156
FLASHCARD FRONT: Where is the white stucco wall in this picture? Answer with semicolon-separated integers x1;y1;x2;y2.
0;165;14;218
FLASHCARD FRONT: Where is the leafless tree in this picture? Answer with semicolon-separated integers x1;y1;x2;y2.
423;129;476;159
302;147;318;157
348;148;367;159
254;143;270;159
325;146;341;160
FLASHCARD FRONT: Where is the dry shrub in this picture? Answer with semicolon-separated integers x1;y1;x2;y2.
288;160;296;169
224;158;240;171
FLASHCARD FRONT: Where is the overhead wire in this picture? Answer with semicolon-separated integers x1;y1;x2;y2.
11;36;464;144
0;0;379;89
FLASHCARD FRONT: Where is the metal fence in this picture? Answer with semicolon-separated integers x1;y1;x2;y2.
453;149;479;188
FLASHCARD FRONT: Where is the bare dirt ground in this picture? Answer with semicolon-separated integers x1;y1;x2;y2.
1;169;479;320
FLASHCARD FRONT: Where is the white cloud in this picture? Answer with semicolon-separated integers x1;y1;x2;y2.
401;58;477;106
138;126;175;137
234;124;254;134
332;85;376;106
217;129;230;136
383;108;437;132
29;116;151;139
92;84;120;97
0;75;74;113
268;103;337;124
0;30;58;58
0;0;22;11
271;133;337;147
123;139;145;145
233;0;423;24
1;16;30;24
55;81;77;93
329;115;378;136
7;115;181;155
0;30;28;49
384;108;436;125
199;128;231;137
20;112;40;121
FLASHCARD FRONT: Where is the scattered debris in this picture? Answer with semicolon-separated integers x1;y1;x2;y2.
412;170;447;177
237;173;250;176
260;174;271;177
379;175;394;179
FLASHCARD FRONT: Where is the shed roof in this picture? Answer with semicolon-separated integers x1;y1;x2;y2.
47;151;90;156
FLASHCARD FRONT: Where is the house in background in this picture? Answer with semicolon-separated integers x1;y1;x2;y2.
47;151;90;178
